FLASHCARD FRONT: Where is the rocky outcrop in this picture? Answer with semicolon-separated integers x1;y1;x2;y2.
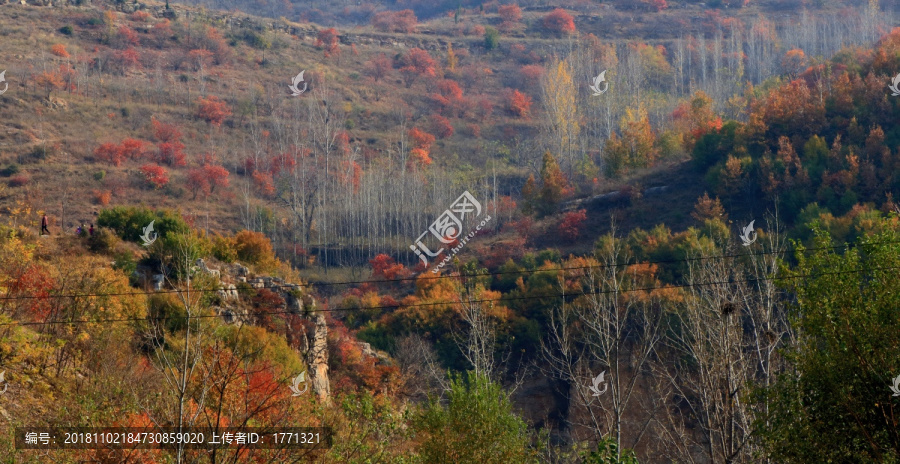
151;274;165;291
306;305;331;405
216;283;239;301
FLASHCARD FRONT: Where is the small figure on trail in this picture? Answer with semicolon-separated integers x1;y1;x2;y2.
41;214;50;236
89;224;94;236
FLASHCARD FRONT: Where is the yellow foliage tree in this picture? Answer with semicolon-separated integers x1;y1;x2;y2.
604;104;657;176
541;58;581;173
446;43;458;72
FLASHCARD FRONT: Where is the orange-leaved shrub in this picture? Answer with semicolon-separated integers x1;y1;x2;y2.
233;230;278;272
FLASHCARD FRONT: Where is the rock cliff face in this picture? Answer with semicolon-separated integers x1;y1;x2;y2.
306;307;331;405
143;256;333;404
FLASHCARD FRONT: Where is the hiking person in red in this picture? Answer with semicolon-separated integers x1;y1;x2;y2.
41;214;50;235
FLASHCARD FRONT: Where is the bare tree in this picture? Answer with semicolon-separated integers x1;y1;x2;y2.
137;234;214;464
654;218;789;463
394;334;447;401
456;288;500;381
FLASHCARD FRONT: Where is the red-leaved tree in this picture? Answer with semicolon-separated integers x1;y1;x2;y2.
140;164;169;188
398;48;437;88
316;28;340;57
543;8;576;35
408;127;436;168
365;53;393;82
499;4;522;23
504;88;532;118
558;209;587;241
370;253;411;280
430;115;454;138
187;162;230;199
93;138;150;166
152;119;187;167
371;9;417;33
195;95;232;127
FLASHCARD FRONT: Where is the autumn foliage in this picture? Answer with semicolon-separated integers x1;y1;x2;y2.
187;161;230;198
316;28;340;57
504;88;532;118
524;152;574;216
430;115;454;139
365;53;393;82
152;119;187;167
408;127;436;168
50;44;70;58
139;164;169;188
372;9;417;33
399;48;437;87
232;230;278;270
370;254;411;280
558;209;587;241
195;95;232;127
542;9;576;35
93;138;150;166
671;91;723;152
498;4;522;27
643;0;668;11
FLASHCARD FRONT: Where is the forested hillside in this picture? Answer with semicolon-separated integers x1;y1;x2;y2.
1;0;900;461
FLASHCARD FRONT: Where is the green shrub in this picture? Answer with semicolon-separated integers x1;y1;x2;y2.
357;321;395;353
87;227;120;254
235;281;256;298
691;120;741;171
17;146;49;164
59;25;74;35
415;372;536;463
484;26;500;50
93;170;106;181
212;234;237;263
147;293;188;335
148;231;212;281
243;31;271;50
113;250;137;278
0;164;20;177
98;206;189;243
582;436;640;464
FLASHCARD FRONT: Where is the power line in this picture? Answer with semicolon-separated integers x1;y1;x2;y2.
1;263;894;328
